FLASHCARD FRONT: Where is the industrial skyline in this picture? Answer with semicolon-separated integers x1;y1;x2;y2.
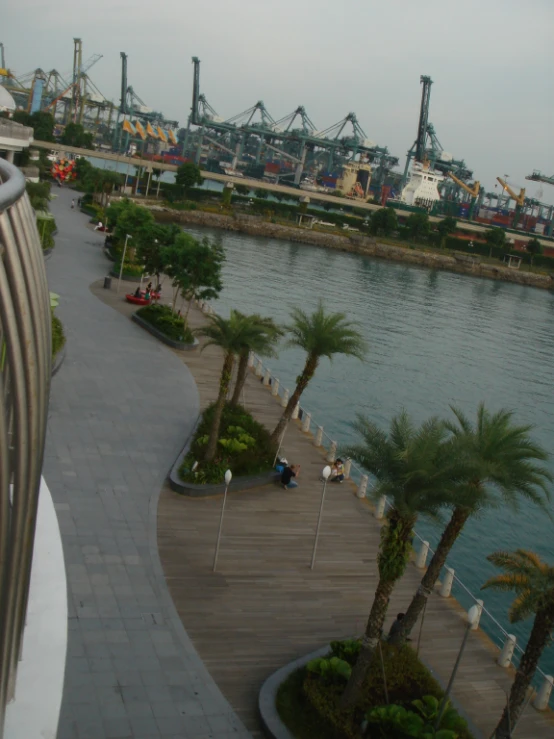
3;0;553;203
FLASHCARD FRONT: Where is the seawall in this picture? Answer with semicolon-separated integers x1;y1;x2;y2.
152;207;554;291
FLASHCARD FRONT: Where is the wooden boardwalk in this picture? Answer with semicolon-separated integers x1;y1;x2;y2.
93;279;554;739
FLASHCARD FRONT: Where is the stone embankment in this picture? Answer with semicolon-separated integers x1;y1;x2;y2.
152;207;554;291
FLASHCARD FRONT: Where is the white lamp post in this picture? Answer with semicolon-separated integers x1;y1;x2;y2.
310;465;332;570
435;605;480;729
117;234;132;294
213;469;232;572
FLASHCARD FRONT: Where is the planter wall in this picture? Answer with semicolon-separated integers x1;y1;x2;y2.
131;313;199;351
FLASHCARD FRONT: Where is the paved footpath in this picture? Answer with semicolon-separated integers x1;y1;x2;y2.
44;188;251;739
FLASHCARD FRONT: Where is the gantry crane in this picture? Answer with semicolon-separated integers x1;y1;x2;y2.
496;177;526;227
448;173;481;219
526;171;554;187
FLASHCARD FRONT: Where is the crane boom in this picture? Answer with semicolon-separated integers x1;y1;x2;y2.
526;171;554;186
448;172;480;197
496;177;525;206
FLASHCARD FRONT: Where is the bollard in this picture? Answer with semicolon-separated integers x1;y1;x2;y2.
255;359;263;378
302;412;311;433
416;541;430;569
291;403;300;420
374;495;386;520
247;351;255;368
327;440;337;463
344;459;352;479
263;368;271;386
281;389;289;408
497;634;516;668
440;567;455;598
271;378;280;397
534;675;554;711
471;599;484;630
314;426;323;447
357;474;368;499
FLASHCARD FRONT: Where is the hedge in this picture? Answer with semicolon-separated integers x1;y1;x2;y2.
37;216;57;251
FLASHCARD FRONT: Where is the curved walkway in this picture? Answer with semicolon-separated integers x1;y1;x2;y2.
44;188;250;739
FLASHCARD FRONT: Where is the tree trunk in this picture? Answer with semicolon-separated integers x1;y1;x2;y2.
205;352;234;462
230;352;248;406
270;354;318;446
389;507;470;645
494;606;554;738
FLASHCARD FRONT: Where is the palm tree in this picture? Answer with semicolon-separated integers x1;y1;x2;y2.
340;412;457;707
230;314;283;406
195;311;253;461
390;405;551;646
269;302;366;445
482;550;554;738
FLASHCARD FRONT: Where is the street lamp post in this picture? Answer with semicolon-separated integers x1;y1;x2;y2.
117;234;132;294
310;465;332;570
213;469;232;572
434;605;480;730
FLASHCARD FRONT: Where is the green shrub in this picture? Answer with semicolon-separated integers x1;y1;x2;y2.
136;303;194;343
179;402;276;482
37;216;57;251
51;312;65;358
113;261;144;278
277;668;336;739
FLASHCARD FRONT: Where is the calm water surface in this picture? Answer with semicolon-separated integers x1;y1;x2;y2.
184;224;554;677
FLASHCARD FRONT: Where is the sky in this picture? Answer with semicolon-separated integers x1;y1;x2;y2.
3;0;554;203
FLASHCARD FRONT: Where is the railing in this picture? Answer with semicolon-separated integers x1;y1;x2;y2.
0;158;52;737
202;340;552;711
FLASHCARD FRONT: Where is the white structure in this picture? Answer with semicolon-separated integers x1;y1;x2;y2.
401;161;444;210
0;85;16;114
0;87;34;164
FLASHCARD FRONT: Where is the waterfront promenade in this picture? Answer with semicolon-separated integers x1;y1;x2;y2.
92;284;554;738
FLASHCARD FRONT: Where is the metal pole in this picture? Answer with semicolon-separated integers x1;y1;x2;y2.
213;483;230;572
272;421;288;468
435;621;472;729
117;234;130;294
310;475;329;570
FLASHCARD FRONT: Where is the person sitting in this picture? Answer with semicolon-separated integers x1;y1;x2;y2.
330;458;345;483
144;289;151;301
133;287;141;298
146;281;153;293
388;612;410;641
281;463;300;490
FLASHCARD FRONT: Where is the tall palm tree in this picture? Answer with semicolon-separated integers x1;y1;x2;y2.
390;405;551;646
482;550;554;739
230;314;283;406
340;412;457;707
269;302;366;445
195;311;253;461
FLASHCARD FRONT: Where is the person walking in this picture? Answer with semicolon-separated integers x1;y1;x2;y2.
71;199;75;209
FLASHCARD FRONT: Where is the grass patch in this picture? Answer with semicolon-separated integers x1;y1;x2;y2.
179;401;276;484
136;303;194;343
51;312;65;358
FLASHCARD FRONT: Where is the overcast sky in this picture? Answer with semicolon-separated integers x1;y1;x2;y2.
4;0;554;203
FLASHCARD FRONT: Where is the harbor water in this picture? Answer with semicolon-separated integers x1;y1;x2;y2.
181;224;554;679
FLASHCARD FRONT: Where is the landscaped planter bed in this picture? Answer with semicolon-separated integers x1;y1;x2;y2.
131;312;198;351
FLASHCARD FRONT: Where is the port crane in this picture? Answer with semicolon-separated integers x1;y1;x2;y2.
496;177;525;227
447;172;481;218
526;171;554;187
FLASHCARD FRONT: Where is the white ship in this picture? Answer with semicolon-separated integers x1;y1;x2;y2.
401;160;443;210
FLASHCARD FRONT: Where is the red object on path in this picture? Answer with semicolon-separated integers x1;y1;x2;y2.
125;294;151;306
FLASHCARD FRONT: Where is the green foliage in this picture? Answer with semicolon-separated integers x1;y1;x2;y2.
405;213;431;242
485;227;507;249
179;402;276;482
135;222;180;285
234;184;250;196
26;180;51;211
436;216;457;246
366;701;458;738
175;162;203;193
113;261;143;278
526;238;542;262
163;232;224;310
61;122;94;149
107;198;155;246
12;110;55;142
255;188;269;200
51;312;65;359
370;207;398;236
307;657;352;682
136;303;193;343
286;301;367;363
276;668;336;739
37;215;57;251
330;640;362;664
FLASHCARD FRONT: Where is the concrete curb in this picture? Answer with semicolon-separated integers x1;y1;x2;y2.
131;312;199;351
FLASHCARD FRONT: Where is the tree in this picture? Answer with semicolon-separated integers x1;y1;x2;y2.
485;227;507;257
135;222;180;287
436;216;457;247
390;404;551;646
235;184;250;196
255;188;269;200
175;162;203;196
61;122;94;149
269;303;366;445
162;232;224;316
369;207;398;236
26;180;51;212
483;550;554;738
405;212;430;242
230;314;283;406
526;237;542;265
12;110;55;142
340;412;456;706
194;311;254;461
152;168;163;198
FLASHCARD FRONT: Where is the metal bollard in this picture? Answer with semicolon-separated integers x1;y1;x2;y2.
281;389;289;408
263;368;271;386
327;440;337;463
440;567;455;598
471;599;484;630
534;675;554;711
357;474;368;499
255;359;263;377
247;351;254;368
374;495;386;520
271;378;280;397
302;412;311;433
497;634;516;668
344;459;352;479
291;403;300;420
314;426;323;447
416;541;430;569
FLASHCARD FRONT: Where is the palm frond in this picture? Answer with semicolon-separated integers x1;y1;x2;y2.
285;301;367;362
